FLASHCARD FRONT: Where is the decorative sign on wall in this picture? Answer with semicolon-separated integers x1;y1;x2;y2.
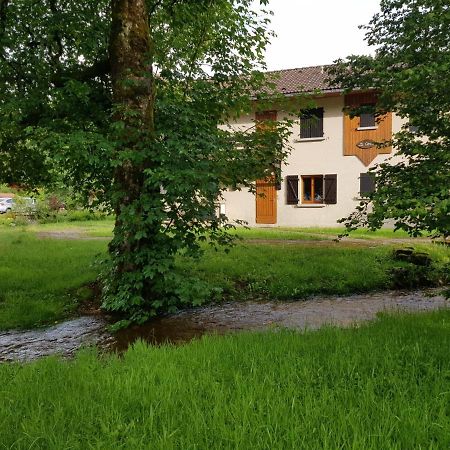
356;139;376;150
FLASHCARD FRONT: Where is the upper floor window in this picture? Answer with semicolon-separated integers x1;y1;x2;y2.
359;173;376;197
300;108;324;139
359;104;376;128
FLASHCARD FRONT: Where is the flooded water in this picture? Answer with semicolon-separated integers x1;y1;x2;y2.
1;289;448;362
0;316;112;363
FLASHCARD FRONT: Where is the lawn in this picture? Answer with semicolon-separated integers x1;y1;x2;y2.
0;221;448;330
19;219;427;240
1;309;450;448
0;229;107;330
282;226;417;240
27;219;115;238
183;243;406;299
1;221;449;448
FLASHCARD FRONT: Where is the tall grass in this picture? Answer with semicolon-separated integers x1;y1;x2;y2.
0;230;107;330
0;223;448;330
1;310;450;448
183;242;450;299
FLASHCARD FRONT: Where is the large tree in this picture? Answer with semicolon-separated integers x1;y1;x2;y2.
330;0;450;238
0;0;292;323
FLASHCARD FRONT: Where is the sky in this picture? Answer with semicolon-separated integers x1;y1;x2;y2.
262;0;382;70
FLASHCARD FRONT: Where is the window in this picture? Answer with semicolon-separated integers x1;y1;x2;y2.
286;174;337;205
300;108;324;139
302;175;324;203
359;104;376;128
359;173;376;196
409;124;419;133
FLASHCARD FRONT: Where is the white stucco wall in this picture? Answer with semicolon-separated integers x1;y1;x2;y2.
221;95;404;228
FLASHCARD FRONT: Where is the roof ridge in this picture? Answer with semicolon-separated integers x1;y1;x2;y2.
266;64;335;74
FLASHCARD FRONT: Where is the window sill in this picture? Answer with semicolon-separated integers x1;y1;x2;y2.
294;137;326;143
294;204;326;208
357;126;378;131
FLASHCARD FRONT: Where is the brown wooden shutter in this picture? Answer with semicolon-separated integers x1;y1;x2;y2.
314;108;324;137
286;175;299;205
255;110;277;122
324;174;337;204
360;173;376;196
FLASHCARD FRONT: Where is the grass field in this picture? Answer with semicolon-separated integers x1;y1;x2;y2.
0;229;107;330
1;309;450;448
18;218;427;240
27;219;115;237
183;243;415;299
234;226;417;240
1;220;449;448
0;221;448;330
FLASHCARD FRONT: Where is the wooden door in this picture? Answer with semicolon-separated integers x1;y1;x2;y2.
256;176;277;224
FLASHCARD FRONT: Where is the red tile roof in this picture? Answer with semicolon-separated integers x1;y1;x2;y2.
265;65;341;95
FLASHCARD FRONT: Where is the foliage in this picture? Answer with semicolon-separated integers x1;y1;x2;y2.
0;0;293;322
329;0;450;238
2;310;450;448
0;183;15;193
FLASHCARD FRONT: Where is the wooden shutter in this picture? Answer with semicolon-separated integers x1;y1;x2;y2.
300;108;324;139
255;110;277;122
324;174;337;204
360;173;376;196
286;175;299;205
344;93;392;166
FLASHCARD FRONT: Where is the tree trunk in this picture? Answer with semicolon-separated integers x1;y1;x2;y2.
110;0;153;133
107;0;159;313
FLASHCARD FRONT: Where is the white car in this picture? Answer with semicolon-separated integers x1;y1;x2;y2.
0;197;36;214
0;197;14;214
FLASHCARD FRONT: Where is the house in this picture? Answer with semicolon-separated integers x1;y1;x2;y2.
221;65;404;227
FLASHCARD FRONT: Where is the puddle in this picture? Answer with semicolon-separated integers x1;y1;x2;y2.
0;317;112;363
1;289;448;362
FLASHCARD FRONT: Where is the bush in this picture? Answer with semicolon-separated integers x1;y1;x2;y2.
0;214;15;226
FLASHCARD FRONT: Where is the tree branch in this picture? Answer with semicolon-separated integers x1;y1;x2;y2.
49;0;64;67
51;57;111;87
0;0;8;39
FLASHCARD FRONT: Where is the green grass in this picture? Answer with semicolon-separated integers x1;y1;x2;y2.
0;230;107;330
231;227;327;241
1;309;450;448
292;226;421;240
27;219;115;237
0;222;448;330
12;220;428;241
183;241;450;300
184;244;395;299
232;226;425;241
